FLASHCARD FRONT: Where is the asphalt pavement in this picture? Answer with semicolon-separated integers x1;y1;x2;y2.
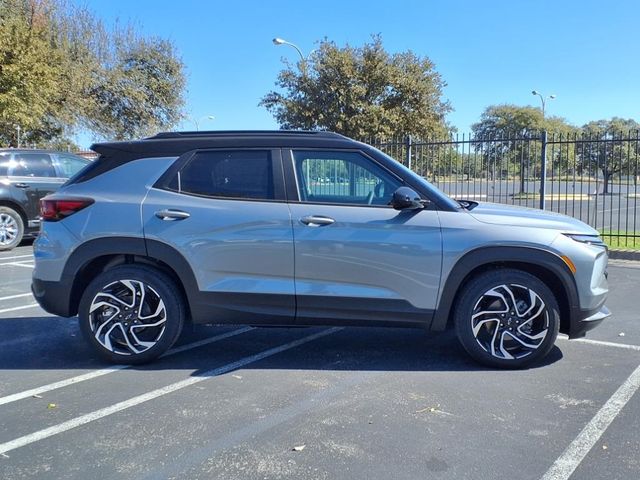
1;244;639;480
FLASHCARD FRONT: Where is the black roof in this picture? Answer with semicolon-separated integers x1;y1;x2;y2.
91;130;359;160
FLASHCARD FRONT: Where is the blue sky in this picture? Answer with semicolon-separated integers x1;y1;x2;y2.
80;0;639;147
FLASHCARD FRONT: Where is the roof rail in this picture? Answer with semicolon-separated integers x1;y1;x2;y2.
148;130;345;140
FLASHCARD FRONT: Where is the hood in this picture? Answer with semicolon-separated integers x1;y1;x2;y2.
466;202;598;235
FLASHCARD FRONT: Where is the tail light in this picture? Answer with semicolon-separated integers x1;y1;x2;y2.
40;197;94;221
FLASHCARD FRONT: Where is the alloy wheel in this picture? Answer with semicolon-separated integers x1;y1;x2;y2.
471;283;549;360
88;279;167;356
0;213;18;246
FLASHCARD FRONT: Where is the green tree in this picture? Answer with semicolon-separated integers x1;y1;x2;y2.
0;0;186;146
0;0;65;146
85;31;186;140
261;35;452;139
472;104;577;192
580;118;640;194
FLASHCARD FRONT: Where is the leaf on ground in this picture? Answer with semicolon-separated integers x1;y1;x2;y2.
415;404;440;414
32;394;43;399
47;403;57;409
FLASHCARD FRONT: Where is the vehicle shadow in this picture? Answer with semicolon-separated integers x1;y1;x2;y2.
0;317;562;375
0;316;563;373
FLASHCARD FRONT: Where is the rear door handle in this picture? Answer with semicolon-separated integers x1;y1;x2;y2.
14;183;29;189
155;209;190;221
300;215;335;227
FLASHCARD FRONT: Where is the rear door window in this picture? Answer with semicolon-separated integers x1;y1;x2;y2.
169;150;275;200
8;153;57;178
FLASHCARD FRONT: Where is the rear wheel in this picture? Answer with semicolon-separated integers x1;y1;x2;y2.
79;265;185;364
0;206;24;251
454;269;560;369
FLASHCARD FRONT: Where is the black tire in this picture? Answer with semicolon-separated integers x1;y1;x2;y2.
454;269;560;369
0;206;24;251
78;265;185;364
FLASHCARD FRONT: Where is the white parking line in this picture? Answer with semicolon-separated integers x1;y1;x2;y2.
0;327;341;455
0;254;33;261
0;303;39;314
0;327;254;407
0;293;32;302
0;262;35;269
572;338;640;352
557;335;640;352
542;363;640;480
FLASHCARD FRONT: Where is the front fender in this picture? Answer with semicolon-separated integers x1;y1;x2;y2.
431;246;579;331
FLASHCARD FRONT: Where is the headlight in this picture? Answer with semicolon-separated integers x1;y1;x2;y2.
564;234;606;246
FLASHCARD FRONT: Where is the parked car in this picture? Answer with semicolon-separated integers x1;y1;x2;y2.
0;149;90;250
31;131;610;368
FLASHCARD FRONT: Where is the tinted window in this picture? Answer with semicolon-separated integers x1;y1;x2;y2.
173;151;274;200
293;150;401;206
0;153;10;176
8;153;56;178
54;154;89;178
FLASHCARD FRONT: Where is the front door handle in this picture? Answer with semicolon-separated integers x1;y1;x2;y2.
155;209;190;221
14;183;29;189
300;215;335;227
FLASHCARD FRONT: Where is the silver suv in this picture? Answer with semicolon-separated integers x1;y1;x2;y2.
31;131;610;368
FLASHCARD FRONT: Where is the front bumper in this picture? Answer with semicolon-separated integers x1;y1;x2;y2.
568;304;611;339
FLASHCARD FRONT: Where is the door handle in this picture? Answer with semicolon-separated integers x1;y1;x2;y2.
14;183;29;189
155;209;190;221
300;215;335;227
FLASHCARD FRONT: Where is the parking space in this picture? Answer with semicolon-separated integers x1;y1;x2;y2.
1;244;639;479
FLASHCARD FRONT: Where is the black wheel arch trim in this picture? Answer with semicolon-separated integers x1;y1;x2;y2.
431;246;580;333
48;237;200;319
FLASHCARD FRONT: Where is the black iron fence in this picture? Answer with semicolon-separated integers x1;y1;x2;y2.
368;131;640;248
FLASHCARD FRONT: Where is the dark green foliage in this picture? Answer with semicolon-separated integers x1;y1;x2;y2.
261;35;452;139
0;0;185;146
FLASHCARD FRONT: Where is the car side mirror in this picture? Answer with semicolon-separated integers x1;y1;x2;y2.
389;187;426;210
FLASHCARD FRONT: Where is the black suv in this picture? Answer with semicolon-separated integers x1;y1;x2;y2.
0;149;90;250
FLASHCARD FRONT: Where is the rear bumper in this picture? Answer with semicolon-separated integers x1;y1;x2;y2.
568;304;611;339
31;276;74;318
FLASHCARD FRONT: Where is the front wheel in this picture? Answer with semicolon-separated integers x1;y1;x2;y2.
454;269;560;369
78;265;185;364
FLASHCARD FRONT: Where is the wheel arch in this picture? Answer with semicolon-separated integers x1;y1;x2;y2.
432;246;579;335
63;238;199;320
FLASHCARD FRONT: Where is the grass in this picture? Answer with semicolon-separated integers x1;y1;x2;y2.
601;232;640;251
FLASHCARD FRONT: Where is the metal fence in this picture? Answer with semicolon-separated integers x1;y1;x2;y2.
368;131;640;247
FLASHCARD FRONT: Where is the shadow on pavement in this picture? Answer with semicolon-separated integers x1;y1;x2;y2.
0;316;563;373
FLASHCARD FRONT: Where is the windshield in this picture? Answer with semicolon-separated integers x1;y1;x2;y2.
371;147;461;210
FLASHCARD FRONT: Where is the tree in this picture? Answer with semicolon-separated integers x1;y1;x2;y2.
85;32;186;140
580;118;640;194
0;0;65;146
0;0;185;146
261;35;452;139
471;105;577;191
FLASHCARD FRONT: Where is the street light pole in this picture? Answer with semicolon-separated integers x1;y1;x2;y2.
15;125;21;148
191;115;215;131
531;90;556;118
272;37;306;62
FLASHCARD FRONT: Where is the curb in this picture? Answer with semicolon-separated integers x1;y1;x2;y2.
609;250;640;261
